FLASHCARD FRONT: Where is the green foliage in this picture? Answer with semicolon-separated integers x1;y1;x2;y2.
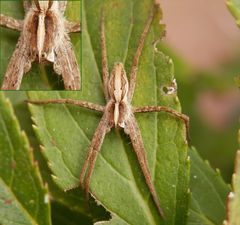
0;1;81;90
0;93;51;225
27;0;190;224
0;90;232;224
0;0;236;224
223;147;240;224
188;148;230;225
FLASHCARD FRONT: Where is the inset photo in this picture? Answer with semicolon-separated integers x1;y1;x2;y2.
0;1;81;90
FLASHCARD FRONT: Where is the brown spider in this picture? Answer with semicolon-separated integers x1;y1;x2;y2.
27;7;189;218
0;0;81;90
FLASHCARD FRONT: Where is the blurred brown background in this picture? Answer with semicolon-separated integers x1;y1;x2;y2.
159;0;240;70
156;0;240;181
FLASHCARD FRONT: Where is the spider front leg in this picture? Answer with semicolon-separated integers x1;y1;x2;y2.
128;8;155;101
0;14;23;31
134;105;190;142
80;114;110;200
100;11;110;100
26;99;105;112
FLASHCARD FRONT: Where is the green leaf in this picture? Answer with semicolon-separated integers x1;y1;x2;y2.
226;0;240;27
0;1;81;90
28;0;189;224
223;133;240;225
188;148;230;225
0;93;51;225
4;92;109;224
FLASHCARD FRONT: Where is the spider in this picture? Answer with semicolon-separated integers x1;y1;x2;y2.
28;6;189;218
0;0;81;90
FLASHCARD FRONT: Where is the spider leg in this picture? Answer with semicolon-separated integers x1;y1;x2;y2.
134;106;190;142
100;11;110;100
80;114;110;200
53;34;81;90
65;21;81;33
0;14;23;31
59;1;68;13
125;114;164;218
23;1;31;12
48;0;53;9
27;99;104;112
127;7;155;101
33;0;40;10
1;34;33;90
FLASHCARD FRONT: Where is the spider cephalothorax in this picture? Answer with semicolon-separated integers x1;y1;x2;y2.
107;62;130;128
